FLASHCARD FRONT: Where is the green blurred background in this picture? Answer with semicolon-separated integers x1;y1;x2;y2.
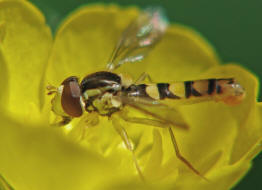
30;0;262;189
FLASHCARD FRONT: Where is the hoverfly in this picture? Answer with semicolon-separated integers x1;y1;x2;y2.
47;7;245;181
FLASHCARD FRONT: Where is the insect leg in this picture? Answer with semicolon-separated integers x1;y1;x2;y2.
120;111;166;128
118;110;207;180
51;116;72;127
79;112;99;140
135;72;153;84
168;126;208;181
0;174;14;190
46;84;57;95
67;112;99;141
111;116;145;181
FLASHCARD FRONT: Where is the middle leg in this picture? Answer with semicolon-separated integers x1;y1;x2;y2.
135;72;153;84
111;115;145;181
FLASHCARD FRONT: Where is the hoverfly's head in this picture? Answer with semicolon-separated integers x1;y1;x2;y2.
49;76;85;118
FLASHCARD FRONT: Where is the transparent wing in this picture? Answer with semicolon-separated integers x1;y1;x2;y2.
119;96;189;130
107;7;169;71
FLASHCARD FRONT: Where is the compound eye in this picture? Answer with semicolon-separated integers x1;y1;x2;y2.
61;76;83;117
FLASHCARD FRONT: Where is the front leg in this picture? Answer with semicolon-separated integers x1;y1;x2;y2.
61;112;99;142
50;116;72;127
75;112;99;141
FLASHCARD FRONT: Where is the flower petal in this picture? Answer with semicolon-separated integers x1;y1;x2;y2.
46;5;139;85
229;102;262;164
198;64;261;163
46;5;220;86
173;160;251;190
143;129;165;180
0;114;124;190
0;0;52;121
143;24;220;81
104;159;250;190
170;102;238;171
0;48;8;108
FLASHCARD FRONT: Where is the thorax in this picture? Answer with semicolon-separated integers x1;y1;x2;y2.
80;71;124;116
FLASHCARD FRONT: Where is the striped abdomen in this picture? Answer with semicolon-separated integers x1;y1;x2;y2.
126;78;245;105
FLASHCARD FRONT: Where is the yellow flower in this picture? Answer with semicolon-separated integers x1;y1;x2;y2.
0;1;261;190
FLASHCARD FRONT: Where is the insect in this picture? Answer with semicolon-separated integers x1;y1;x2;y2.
47;7;245;181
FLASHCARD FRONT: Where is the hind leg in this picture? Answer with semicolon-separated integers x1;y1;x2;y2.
168;127;208;181
117;111;206;180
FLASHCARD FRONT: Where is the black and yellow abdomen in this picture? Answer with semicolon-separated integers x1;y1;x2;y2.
126;78;245;105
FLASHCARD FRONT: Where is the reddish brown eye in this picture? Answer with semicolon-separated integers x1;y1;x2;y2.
61;76;83;117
